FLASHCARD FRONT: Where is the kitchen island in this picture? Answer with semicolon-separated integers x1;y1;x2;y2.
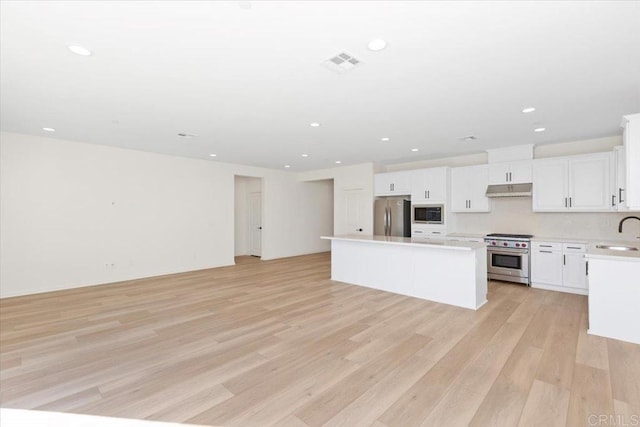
586;243;640;344
321;235;487;310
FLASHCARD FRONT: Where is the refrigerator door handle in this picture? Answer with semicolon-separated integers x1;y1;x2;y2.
387;207;391;236
385;206;390;236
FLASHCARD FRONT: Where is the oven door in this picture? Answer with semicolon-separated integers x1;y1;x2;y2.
487;248;529;279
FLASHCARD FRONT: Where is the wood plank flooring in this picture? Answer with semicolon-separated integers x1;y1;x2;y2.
1;252;639;426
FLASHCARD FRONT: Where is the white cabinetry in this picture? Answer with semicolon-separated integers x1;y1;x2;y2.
532;152;614;212
531;242;563;286
374;171;410;196
446;236;485;243
562;244;587;290
410;167;448;202
412;229;446;240
451;164;490;212
621;113;640;210
488;160;532;185
614;146;628;211
531;241;587;295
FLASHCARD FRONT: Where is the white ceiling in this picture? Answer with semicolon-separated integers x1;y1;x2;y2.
1;1;639;171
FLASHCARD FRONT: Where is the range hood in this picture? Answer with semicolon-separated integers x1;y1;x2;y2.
485;183;532;198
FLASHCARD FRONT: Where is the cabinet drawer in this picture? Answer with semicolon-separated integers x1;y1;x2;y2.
562;243;586;253
532;241;562;251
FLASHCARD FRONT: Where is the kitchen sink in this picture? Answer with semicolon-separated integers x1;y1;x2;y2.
595;244;639;251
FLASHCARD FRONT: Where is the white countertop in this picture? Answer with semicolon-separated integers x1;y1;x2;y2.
322;235;487;251
446;232;487;239
586;241;640;261
530;236;639;260
531;236;592;244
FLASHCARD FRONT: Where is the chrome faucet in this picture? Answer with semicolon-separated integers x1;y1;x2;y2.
618;216;640;238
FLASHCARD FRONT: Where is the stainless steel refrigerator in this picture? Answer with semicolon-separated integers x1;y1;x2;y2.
374;197;411;237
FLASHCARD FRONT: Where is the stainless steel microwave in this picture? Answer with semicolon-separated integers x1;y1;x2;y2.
412;204;444;224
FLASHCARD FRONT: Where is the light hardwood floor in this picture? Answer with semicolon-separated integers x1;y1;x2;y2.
1;252;639;426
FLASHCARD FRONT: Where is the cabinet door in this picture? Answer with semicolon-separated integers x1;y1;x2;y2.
531;249;563;286
390;171;411;195
623;114;640;210
509;160;533;184
425;167;448;201
468;164;490;212
450;167;469;212
488;163;511;185
563;252;587;289
375;172;410;196
569;153;612;211
410;169;429;201
533;159;569;211
374;174;392;196
614;146;628;211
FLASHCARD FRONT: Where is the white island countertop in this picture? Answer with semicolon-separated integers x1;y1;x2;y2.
323;234;487;310
321;234;487;251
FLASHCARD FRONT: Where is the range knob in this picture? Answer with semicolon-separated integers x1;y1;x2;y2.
491;241;497;245
503;242;508;246
521;243;527;248
515;243;521;247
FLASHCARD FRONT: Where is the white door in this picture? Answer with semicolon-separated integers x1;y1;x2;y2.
508;160;533;184
488;163;511;185
342;188;366;234
426;167;448;201
563;252;587;289
468;164;490;212
249;192;262;257
450;167;469;212
531;249;563;286
533;159;569;211
569;153;612;211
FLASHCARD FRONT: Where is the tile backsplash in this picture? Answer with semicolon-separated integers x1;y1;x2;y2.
454;197;640;242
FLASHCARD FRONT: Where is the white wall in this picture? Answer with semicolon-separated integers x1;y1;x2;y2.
300;163;375;235
0;132;335;297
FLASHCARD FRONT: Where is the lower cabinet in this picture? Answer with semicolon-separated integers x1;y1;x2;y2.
531;241;588;294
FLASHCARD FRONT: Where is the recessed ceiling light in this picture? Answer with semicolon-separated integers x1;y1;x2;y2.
284;165;291;168
335;160;342;164
534;127;546;132
522;107;536;113
381;137;390;141
67;45;92;56
301;154;309;157
42;127;56;132
209;154;217;157
368;39;387;51
411;148;419;152
310;122;320;127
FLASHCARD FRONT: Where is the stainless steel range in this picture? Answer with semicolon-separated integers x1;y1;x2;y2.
484;233;533;285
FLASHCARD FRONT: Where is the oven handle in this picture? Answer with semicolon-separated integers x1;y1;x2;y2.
487;248;530;255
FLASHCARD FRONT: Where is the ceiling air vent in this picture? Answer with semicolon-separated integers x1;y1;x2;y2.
459;135;478;142
323;52;361;74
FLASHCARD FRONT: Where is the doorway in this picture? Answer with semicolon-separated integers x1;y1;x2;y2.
234;176;263;260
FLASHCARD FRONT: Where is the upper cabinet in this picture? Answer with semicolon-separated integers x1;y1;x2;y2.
488;160;532;185
614;146;628;211
533;152;614;212
621;114;640;211
410;167;448;202
451;164;490;212
374;171;410;196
